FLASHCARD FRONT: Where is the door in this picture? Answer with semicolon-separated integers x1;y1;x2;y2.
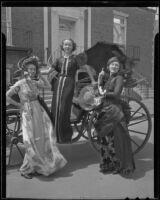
59;18;75;50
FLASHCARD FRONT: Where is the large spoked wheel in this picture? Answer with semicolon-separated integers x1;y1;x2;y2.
126;96;152;154
6;109;22;146
87;110;101;153
88;96;152;155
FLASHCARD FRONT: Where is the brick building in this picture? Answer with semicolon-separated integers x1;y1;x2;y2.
2;7;157;86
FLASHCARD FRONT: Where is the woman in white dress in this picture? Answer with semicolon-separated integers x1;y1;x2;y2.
6;56;67;179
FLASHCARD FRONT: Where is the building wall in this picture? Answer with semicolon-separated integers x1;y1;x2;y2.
91;7;113;45
125;7;155;85
91;7;155;85
11;7;44;61
1;7;7;35
4;7;155;85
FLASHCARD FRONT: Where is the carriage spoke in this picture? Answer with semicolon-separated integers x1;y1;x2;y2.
128;118;148;126
128;129;147;135
130;138;140;147
130;106;142;120
13;118;18;133
74;123;81;132
130;114;146;121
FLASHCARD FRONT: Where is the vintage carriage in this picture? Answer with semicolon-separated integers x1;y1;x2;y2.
6;42;152;166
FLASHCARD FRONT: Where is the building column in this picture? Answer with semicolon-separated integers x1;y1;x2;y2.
6;7;12;46
51;9;59;59
75;11;84;53
87;7;91;48
43;7;48;64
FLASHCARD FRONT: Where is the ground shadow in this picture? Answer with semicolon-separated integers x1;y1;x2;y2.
35;141;100;182
120;136;154;180
6;135;154;181
6;140;100;181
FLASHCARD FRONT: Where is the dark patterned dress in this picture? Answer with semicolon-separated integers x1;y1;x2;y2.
49;55;80;143
95;73;135;175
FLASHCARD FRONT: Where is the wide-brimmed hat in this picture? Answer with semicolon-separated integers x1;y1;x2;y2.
18;56;40;71
13;69;23;78
107;56;120;66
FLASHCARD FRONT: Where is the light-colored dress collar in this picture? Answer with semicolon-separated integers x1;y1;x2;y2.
63;54;73;59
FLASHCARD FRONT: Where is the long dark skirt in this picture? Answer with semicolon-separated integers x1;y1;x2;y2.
95;103;135;175
51;76;75;143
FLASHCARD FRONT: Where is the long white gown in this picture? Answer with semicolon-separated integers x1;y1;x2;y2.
9;78;67;176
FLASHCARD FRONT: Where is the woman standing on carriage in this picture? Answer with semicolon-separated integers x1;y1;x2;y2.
48;38;96;143
6;56;67;179
95;56;135;176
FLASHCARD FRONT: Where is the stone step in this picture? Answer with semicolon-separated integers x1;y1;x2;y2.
44;99;52;105
43;95;53;100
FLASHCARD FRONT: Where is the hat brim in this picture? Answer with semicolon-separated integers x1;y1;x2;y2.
13;69;23;77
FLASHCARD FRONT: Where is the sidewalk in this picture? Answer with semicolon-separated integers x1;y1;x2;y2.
142;98;154;116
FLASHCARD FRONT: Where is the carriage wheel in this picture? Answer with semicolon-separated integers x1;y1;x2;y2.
87;97;152;155
6;109;22;146
70;111;91;142
126;96;152;154
87;110;101;153
71;121;83;143
78;111;93;140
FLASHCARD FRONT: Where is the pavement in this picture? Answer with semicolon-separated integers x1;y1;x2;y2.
5;97;154;199
5;116;154;199
142;98;154;116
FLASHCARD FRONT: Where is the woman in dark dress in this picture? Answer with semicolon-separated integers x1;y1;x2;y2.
48;39;96;143
96;57;135;176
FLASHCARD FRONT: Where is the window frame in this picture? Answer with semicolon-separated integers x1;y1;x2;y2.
113;10;128;51
5;7;12;46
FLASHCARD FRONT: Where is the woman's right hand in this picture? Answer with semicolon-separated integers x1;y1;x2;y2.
48;70;58;82
99;87;106;96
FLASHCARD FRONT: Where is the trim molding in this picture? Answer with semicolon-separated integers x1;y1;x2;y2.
113;10;129;18
88;7;91;48
44;7;48;63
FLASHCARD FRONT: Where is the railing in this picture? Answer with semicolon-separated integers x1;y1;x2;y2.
116;43;140;61
132;71;152;99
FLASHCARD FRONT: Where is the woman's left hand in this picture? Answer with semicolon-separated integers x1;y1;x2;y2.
92;80;97;85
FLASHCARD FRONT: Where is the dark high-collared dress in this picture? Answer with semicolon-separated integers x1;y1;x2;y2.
49;55;80;143
96;73;135;175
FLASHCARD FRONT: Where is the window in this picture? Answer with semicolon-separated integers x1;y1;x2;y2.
113;12;127;51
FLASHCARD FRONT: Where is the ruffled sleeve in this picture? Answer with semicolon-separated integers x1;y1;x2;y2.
8;80;21;94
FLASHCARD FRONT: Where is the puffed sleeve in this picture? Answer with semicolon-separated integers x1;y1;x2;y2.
8;80;21;94
76;52;87;69
105;75;124;98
